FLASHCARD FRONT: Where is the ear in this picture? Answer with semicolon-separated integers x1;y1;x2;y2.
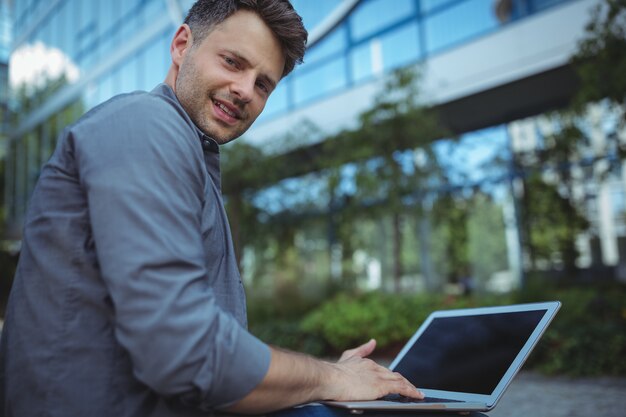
170;24;193;67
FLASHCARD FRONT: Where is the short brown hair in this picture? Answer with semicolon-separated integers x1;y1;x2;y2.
184;0;308;77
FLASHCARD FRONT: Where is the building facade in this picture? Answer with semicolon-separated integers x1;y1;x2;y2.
3;0;625;287
0;0;10;134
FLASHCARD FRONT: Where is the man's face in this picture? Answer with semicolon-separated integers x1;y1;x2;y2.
174;10;285;144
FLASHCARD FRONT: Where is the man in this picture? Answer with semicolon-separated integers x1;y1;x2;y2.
0;1;423;416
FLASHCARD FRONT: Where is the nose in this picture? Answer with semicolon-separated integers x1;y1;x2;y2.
230;73;254;104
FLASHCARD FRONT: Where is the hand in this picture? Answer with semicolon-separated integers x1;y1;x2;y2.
324;339;424;402
225;343;423;414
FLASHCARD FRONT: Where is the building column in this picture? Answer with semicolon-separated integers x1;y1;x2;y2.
502;192;523;288
589;104;619;266
417;198;436;291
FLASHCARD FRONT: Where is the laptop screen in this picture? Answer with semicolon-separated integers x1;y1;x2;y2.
392;309;546;395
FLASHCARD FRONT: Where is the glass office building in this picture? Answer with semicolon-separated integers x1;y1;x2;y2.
0;0;10;133
3;0;625;288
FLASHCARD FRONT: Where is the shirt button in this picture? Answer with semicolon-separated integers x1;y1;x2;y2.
202;140;212;151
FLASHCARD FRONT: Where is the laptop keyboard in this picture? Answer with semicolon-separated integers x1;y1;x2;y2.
379;394;463;404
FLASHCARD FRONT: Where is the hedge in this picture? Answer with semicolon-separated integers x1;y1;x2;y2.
248;283;626;377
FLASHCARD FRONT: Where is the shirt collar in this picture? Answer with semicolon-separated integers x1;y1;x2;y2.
152;83;220;154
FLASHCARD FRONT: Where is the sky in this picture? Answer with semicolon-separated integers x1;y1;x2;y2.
9;41;80;93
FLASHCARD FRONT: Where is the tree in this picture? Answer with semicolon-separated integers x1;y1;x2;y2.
572;0;626;119
523;174;589;271
221;68;449;293
320;67;449;292
507;0;625;275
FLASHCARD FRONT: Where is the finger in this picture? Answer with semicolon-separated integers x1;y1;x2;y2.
396;384;425;399
357;338;377;357
387;372;424;399
339;339;377;362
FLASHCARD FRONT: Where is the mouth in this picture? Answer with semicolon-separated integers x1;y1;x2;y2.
212;99;241;124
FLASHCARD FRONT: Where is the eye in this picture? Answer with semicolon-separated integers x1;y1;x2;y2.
224;56;238;68
256;81;269;94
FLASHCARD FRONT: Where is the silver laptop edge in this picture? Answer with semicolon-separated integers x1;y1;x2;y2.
323;301;561;412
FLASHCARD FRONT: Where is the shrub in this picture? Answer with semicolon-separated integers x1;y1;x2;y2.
300;291;514;357
248;282;626;377
518;283;626;376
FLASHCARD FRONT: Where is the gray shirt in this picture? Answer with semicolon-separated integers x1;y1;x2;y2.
0;84;271;416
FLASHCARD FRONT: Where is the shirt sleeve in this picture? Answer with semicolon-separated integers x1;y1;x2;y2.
72;94;270;409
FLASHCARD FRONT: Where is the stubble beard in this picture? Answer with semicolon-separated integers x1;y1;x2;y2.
175;61;245;145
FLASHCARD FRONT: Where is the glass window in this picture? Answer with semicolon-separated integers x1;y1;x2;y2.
179;0;196;15
99;31;115;61
0;5;11;61
306;25;347;65
15;1;27;29
30;21;43;45
258;79;289;121
291;0;343;32
98;1;116;41
350;21;421;83
140;30;170;92
529;0;568;13
120;58;139;94
80;48;97;74
293;57;347;104
40;12;52;48
424;0;499;53
350;0;415;42
421;0;457;14
119;19;137;44
76;13;98;71
349;40;374;83
110;66;124;98
80;0;94;29
134;48;147;93
57;1;71;58
98;72;114;104
380;21;421;72
65;0;81;60
434;124;509;185
46;9;63;51
83;81;99;110
14;1;25;25
141;0;164;23
30;0;42;17
120;0;138;21
109;0;124;37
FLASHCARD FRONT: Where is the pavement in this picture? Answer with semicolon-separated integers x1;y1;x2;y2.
487;371;626;417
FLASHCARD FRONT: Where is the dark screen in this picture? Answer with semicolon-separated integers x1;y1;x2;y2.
393;310;546;395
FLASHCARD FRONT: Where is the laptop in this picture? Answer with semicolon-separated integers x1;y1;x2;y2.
322;301;560;413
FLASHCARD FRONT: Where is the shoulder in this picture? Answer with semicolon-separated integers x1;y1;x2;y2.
76;89;195;140
69;88;203;161
65;89;206;185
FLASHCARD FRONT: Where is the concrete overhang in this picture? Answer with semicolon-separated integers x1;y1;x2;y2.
437;63;579;134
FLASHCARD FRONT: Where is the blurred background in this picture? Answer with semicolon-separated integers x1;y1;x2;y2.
0;0;625;376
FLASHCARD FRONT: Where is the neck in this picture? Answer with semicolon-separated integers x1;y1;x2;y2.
164;66;177;92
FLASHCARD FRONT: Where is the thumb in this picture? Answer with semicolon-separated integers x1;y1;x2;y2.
339;339;377;362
